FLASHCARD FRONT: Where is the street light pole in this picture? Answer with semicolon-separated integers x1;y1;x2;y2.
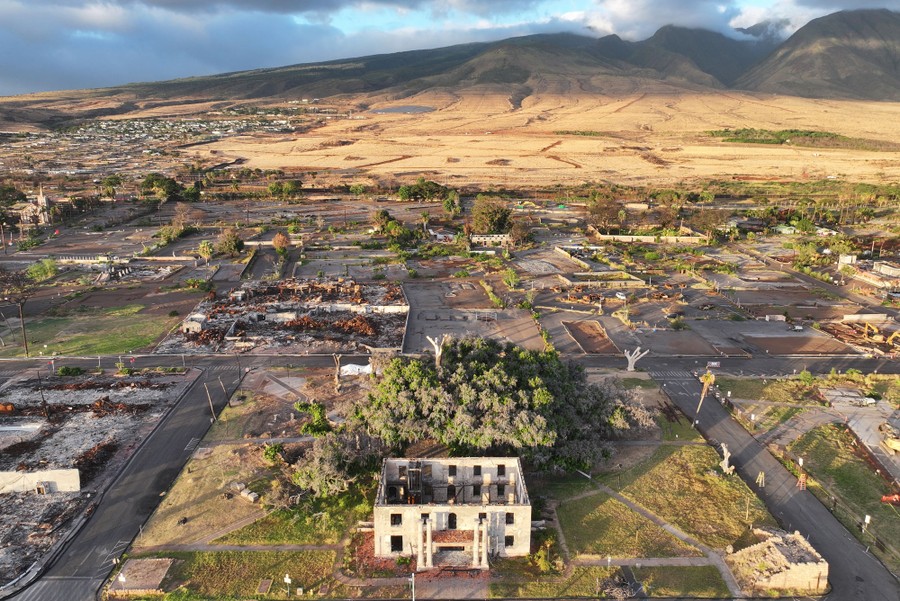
16;300;28;358
234;352;244;397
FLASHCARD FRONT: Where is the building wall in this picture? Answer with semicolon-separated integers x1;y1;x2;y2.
373;503;531;558
758;561;829;593
374;457;531;560
874;261;900;278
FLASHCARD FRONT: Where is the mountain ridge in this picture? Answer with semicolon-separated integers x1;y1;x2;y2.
1;8;898;128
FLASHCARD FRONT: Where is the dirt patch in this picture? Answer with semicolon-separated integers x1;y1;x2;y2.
108;558;174;596
563;320;619;354
744;335;853;355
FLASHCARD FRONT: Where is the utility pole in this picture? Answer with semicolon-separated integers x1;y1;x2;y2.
204;383;217;422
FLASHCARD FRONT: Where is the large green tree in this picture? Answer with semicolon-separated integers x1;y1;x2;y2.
471;196;512;234
140;173;182;202
587;196;621;233
356;337;652;469
0;184;26;207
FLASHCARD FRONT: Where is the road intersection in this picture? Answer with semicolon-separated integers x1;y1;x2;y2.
1;351;898;600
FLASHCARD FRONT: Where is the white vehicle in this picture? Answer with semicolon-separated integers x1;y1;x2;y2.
615;291;628;301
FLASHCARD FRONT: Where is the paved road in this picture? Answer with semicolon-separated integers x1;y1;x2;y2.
5;365;242;601
2;351;898;600
650;367;900;601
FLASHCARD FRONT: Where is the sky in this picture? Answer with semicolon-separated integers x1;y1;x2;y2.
0;0;893;96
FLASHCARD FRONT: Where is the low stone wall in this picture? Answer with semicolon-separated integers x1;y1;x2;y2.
593;233;706;243
556;274;644;289
841;313;891;323
757;561;828;592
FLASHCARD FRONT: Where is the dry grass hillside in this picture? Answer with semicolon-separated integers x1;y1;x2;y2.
187;90;900;188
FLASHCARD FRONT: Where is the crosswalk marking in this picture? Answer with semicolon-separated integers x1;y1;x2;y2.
184;437;200;452
649;370;695;379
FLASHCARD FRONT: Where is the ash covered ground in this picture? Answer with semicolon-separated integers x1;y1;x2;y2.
157;279;409;354
0;370;193;584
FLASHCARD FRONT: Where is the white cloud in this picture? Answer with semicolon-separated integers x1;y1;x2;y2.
0;1;897;95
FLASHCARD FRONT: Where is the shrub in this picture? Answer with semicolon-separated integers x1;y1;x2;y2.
502;268;520;289
798;370;815;386
56;366;85;377
294;401;332;436
27;258;58;282
184;278;213;292
263;442;284;465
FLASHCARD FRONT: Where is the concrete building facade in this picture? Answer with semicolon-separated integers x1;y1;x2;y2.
373;457;531;569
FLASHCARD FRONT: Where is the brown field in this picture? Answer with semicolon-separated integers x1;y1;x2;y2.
744;335;854;355
563;320;619;354
185;91;900;187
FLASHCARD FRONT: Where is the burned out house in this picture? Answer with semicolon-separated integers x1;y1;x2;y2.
373;457;531;570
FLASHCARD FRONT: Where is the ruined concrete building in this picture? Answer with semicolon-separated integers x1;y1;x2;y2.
726;528;829;594
373;457;531;569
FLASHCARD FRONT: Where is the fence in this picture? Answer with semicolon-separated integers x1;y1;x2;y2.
768;442;900;572
712;383;900;574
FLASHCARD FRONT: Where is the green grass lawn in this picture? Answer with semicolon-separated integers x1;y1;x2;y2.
871;377;900;409
203;393;259;442
633;565;730;598
528;473;596;502
655;412;703;442
620;377;659;390
557;492;701;558
599;445;777;549
717;377;821;404
158;550;335;599
489;565;618;598
733;404;805;434
788;424;900;572
0;304;180;357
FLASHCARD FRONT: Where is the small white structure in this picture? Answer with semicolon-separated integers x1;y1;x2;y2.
181;313;208;334
428;227;456;243
373;457;531;569
0;469;81;494
470;233;513;247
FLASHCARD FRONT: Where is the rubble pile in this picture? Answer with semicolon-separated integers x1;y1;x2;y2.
73;439;119;485
160;278;409;354
0;370;191;586
286;313;378;336
42;379;172;392
0;493;84;583
183;327;226;346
